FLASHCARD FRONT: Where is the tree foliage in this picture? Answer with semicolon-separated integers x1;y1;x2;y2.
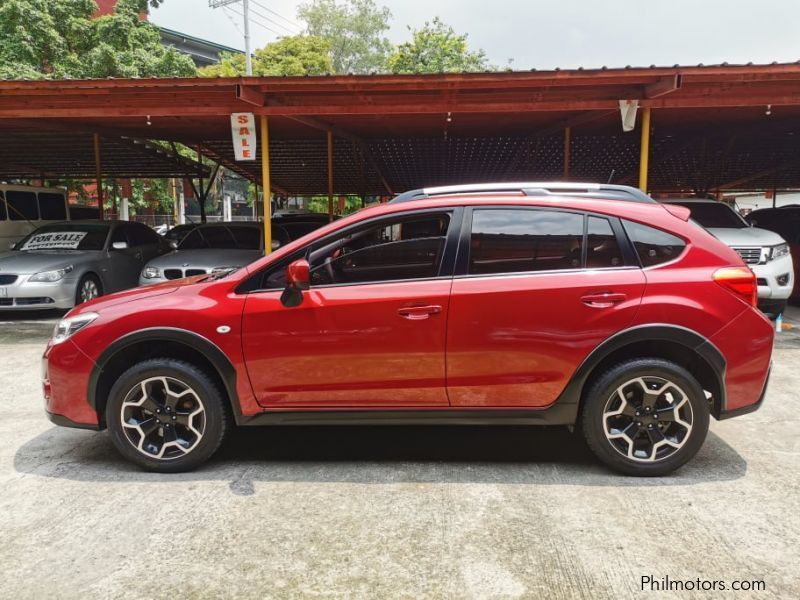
0;0;196;80
297;0;392;74
388;17;491;74
199;35;333;77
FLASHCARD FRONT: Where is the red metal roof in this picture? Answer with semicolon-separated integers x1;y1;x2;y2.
0;64;799;192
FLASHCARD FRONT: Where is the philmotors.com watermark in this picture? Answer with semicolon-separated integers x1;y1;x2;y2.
641;575;766;592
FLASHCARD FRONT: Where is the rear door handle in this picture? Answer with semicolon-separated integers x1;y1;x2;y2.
581;292;627;307
398;305;442;320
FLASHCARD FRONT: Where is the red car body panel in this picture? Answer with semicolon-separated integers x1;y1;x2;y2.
43;192;774;429
446;269;646;407
241;279;451;407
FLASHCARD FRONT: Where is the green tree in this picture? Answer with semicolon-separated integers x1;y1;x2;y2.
387;17;491;74
199;35;333;77
0;0;195;80
297;0;391;74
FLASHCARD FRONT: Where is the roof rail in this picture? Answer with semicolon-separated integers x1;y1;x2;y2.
389;182;655;204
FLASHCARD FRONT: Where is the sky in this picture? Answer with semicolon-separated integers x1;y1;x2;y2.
151;0;800;70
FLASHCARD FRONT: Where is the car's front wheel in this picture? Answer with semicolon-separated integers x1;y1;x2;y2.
75;274;102;305
581;358;710;476
105;359;230;472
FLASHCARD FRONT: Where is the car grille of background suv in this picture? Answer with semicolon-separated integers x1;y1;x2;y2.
732;247;762;265
164;268;208;280
0;274;18;285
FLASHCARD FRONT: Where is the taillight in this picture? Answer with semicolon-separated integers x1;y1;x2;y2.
713;266;757;306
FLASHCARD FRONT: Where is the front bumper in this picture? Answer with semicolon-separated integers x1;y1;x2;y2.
752;254;794;301
0;274;77;309
42;339;100;428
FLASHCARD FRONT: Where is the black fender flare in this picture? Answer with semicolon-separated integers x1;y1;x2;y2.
553;323;726;417
87;327;241;417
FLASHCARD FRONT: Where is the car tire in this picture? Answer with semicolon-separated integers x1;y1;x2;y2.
105;358;230;473
75;273;103;305
581;358;710;476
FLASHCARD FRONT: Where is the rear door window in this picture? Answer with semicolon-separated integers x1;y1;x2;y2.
6;191;39;221
469;209;584;275
622;220;686;267
586;216;624;268
126;223;160;247
0;192;6;221
38;193;68;220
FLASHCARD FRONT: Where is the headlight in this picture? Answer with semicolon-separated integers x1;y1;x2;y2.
51;312;98;345
767;243;790;261
141;266;161;279
210;266;238;277
29;265;73;282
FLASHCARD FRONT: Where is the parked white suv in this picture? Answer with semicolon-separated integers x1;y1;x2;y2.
661;199;794;317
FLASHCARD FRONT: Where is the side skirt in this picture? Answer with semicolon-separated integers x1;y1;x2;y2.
235;402;578;427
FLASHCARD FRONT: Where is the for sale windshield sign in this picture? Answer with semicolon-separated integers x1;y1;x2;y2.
21;232;87;250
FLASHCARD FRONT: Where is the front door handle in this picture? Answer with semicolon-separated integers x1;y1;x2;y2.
398;305;442;320
581;292;627;308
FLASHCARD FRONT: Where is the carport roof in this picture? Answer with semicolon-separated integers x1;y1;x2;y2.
1;63;800;193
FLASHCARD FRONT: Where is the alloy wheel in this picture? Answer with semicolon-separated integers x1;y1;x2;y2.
80;279;99;303
602;376;694;462
120;376;206;460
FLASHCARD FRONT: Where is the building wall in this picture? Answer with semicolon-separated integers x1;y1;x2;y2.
93;0;147;20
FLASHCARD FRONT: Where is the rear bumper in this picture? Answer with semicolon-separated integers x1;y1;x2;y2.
709;307;774;418
717;364;770;420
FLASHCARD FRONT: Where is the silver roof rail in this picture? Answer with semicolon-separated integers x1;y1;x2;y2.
390;181;655;204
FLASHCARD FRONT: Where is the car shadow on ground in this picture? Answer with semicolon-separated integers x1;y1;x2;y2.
14;424;746;495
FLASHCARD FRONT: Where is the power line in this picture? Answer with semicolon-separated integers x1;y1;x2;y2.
225;4;283;38
250;0;303;32
249;5;300;35
221;6;244;37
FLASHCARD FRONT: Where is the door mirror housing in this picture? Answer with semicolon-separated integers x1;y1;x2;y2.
111;241;129;250
280;258;310;307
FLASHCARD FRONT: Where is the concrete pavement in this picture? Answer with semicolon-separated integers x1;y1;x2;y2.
0;310;798;598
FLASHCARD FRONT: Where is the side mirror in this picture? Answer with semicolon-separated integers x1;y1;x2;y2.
280;258;310;308
111;241;129;250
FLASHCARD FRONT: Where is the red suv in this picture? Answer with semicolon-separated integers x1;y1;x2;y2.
43;183;773;476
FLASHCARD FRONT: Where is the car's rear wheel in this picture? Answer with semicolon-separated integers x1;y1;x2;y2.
581;358;710;476
105;358;229;472
75;274;102;305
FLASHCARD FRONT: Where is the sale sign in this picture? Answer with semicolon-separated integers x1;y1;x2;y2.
230;112;257;161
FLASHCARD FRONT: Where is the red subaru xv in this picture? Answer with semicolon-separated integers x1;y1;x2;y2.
42;183;773;476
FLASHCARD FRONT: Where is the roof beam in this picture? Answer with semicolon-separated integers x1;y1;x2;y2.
644;75;682;98
716;157;800;190
197;143;289;195
236;84;265;107
286;115;394;194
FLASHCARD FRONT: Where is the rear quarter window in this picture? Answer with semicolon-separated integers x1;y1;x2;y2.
622;220;686;267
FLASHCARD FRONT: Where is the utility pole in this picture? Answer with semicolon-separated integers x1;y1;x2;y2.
209;0;252;75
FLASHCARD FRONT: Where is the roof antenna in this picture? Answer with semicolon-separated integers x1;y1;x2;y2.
607;169;616;184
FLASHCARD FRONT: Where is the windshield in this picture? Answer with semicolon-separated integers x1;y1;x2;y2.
16;223;110;251
673;202;748;229
178;225;260;250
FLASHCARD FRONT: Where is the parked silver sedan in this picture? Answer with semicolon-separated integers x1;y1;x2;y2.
0;221;169;310
139;222;264;285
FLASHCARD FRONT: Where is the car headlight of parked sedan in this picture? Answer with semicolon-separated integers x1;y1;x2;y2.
141;266;161;279
29;265;73;282
766;243;790;261
51;312;98;345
